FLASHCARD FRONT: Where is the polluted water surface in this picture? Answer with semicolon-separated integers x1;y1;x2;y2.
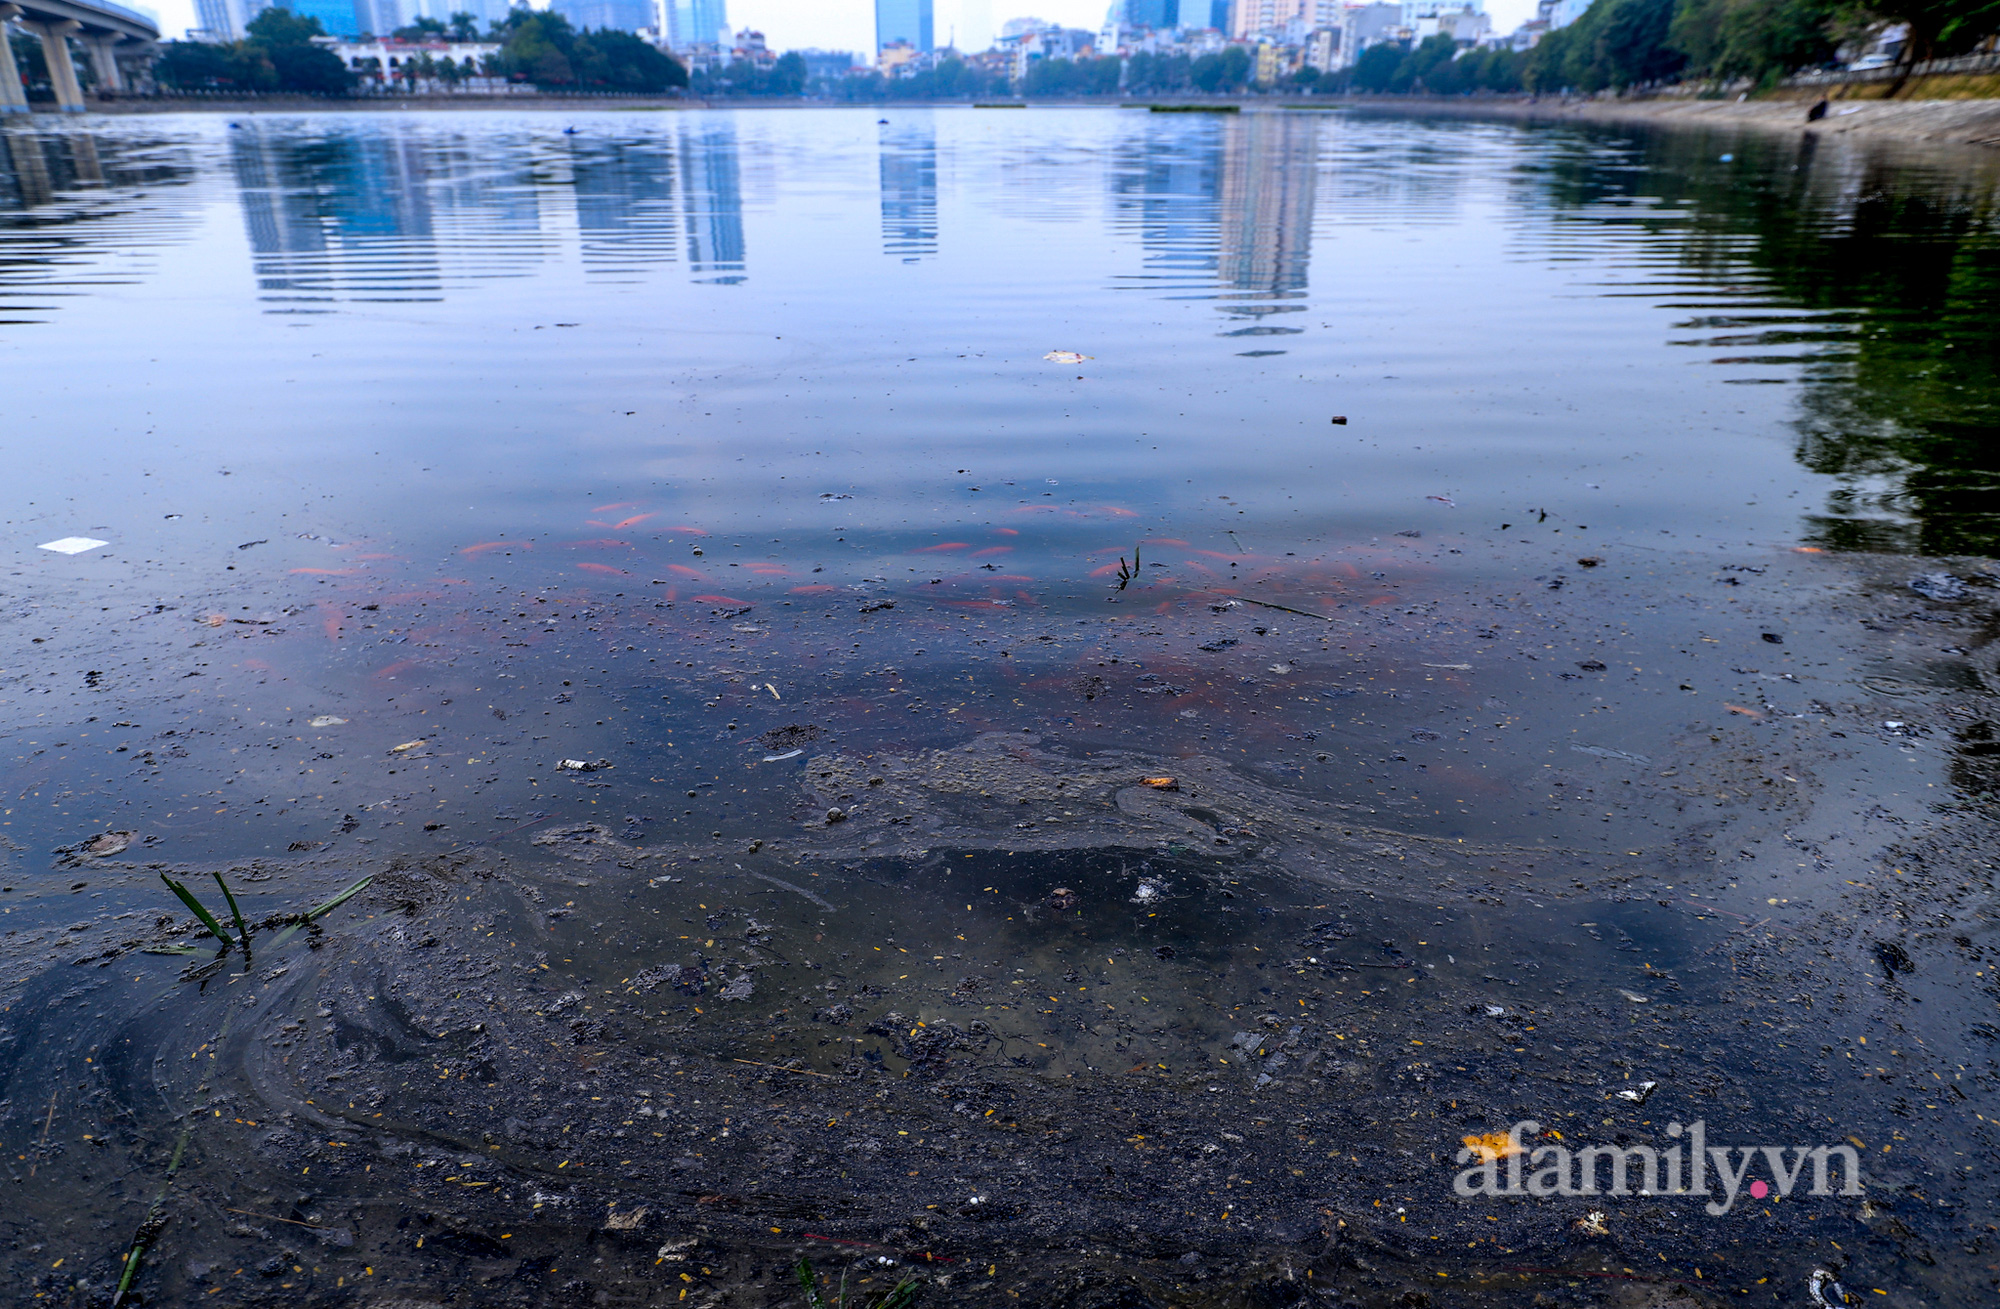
0;107;1998;1307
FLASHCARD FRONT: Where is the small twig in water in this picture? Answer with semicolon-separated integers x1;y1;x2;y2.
1113;543;1141;591
1235;596;1332;621
733;1057;836;1078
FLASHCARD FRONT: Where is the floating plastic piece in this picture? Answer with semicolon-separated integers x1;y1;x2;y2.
39;537;108;554
1140;776;1178;790
1909;572;1966;601
1043;350;1091;364
309;715;347;728
1616;989;1651;1003
556;758;612;772
763;749;804;762
1612;1080;1657;1105
1807;1268;1846;1307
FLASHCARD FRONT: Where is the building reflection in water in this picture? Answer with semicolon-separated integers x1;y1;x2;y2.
224;118;749;305
0;128;198;324
878;116;938;262
1111;112;1319;352
1215;112;1317;297
678;119;745;283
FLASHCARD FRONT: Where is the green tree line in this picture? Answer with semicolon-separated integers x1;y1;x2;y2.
154;5;685;95
1330;0;2000;97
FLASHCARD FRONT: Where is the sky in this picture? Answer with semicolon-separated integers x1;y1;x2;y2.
152;0;1542;57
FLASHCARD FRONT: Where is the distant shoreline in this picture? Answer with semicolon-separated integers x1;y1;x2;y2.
1323;93;2000;152
56;90;2000;150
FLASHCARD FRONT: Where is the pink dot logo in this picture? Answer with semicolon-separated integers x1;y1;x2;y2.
1749;1180;1769;1200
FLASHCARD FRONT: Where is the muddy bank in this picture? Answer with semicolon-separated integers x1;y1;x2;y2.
1328;94;2000;151
4;546;1998;1307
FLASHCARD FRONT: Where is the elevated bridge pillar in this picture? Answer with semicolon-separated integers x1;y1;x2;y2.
19;16;85;111
0;4;30;113
82;31;120;91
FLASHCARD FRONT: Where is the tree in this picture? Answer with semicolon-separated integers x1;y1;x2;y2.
447;11;481;41
1669;0;1840;85
487;11;685;90
155;39;276;90
1526;0;1684;91
393;15;447;40
1347;40;1405;91
244;6;326;48
1848;0;2000;65
1189;44;1250;91
766;49;806;95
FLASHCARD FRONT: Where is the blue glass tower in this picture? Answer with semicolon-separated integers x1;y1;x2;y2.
874;0;932;52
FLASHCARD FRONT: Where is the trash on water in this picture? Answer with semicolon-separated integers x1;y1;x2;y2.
1132;879;1164;904
1571;744;1649;764
1577;556;1602;567
763;749;804;762
308;715;347;728
860;599;895;613
1460;1131;1524;1161
1612;1080;1657;1105
57;831;135;861
1043;350;1091;364
1425;495;1456;507
825;807;846;823
1329;415;1348;424
1909;572;1967;601
1574;1210;1610;1236
764;683;781;699
1807;1269;1846;1308
1049;887;1079;910
390;740;426;753
556;758;613;772
38;537;109;555
1140;776;1179;790
1482;1004;1507;1017
1576;659;1607;672
1616;989;1651;1003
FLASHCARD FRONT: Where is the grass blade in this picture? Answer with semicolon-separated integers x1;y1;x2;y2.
160;874;231;949
794;1256;827;1309
306;874;373;921
269;874;374;948
876;1282;920;1309
213;873;252;955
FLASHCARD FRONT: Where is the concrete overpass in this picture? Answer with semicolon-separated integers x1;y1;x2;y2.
1;0;159;112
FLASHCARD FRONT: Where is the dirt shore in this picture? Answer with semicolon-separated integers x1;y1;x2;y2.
1328;93;2000;151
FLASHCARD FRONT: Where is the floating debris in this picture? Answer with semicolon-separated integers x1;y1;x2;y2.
1616;989;1651;1003
1807;1268;1847;1308
1909;572;1966;601
308;715;347;728
1043;350;1092;364
38;537;108;555
1612;1080;1658;1105
556;758;612;772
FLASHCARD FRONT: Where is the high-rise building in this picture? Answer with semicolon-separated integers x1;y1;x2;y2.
553;0;654;31
874;0;933;53
290;0;364;38
667;0;729;48
1205;0;1230;32
1122;0;1177;30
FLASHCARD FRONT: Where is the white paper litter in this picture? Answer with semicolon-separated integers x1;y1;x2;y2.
39;537;108;555
309;716;347;728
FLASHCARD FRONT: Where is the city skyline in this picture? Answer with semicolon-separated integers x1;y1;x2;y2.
160;0;1543;55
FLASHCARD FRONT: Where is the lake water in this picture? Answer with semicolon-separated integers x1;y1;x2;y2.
2;106;1998;1307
